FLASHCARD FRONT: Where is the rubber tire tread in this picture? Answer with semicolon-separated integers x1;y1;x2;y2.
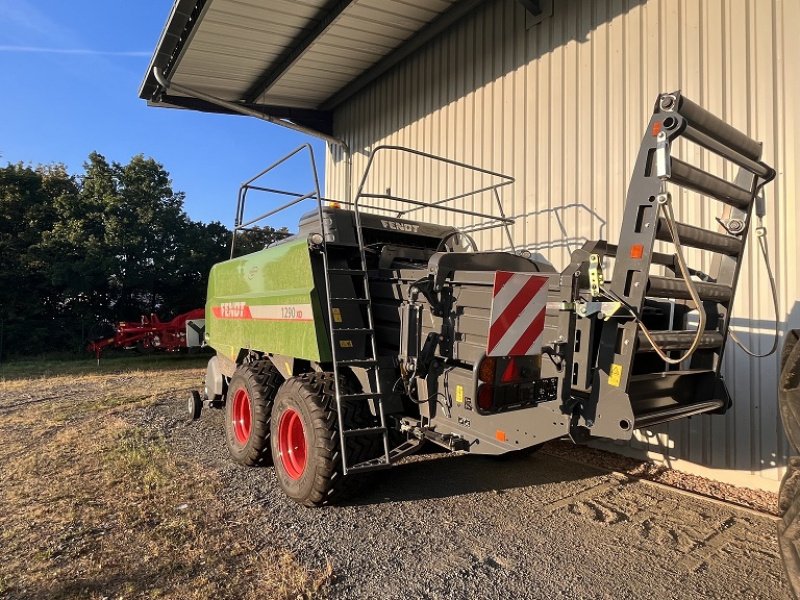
271;372;380;507
224;359;283;466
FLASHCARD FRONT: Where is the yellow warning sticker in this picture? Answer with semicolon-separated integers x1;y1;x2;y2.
455;385;464;404
608;363;623;387
332;307;342;323
339;340;353;348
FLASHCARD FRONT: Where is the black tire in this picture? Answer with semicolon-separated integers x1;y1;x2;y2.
270;372;380;507
135;340;156;355
224;360;283;466
187;390;202;420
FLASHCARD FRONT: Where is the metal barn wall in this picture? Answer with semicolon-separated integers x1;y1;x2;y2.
325;0;800;491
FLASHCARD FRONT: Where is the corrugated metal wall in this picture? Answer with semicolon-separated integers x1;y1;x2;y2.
325;0;800;491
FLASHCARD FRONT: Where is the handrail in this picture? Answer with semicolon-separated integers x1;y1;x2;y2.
231;144;518;257
353;145;517;252
231;143;323;258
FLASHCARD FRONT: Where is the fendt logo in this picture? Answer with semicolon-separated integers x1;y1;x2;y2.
219;302;247;318
381;219;420;233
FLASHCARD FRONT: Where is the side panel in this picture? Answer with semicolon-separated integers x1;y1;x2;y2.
205;238;331;362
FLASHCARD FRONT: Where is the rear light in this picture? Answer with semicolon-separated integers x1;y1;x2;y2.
477;384;494;411
501;358;519;383
478;357;496;383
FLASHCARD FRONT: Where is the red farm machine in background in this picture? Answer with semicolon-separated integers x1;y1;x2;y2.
87;309;206;359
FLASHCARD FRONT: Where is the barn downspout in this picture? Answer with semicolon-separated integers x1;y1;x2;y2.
152;67;352;202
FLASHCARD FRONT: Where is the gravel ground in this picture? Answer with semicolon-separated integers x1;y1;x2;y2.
131;393;789;600
544;440;780;516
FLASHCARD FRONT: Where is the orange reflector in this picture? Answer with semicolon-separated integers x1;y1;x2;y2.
630;243;644;259
651;121;662;136
478;357;497;383
495;430;507;442
328;201;342;209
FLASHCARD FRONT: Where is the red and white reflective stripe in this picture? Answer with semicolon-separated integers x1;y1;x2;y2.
212;303;313;322
487;271;549;357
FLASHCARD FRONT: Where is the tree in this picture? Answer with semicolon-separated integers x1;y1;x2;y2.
0;152;293;357
0;163;79;354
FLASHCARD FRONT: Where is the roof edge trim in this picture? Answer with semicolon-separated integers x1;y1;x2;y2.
138;0;208;101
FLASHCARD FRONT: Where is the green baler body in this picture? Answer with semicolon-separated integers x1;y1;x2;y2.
205;238;331;363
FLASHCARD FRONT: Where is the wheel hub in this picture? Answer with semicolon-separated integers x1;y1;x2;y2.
231;388;252;444
278;408;307;479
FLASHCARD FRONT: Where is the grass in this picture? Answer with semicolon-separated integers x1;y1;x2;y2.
0;357;329;599
0;351;211;381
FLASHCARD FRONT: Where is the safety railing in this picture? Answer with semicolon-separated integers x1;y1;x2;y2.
353;145;516;253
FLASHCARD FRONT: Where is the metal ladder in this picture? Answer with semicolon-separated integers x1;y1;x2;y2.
590;91;776;434
324;248;394;474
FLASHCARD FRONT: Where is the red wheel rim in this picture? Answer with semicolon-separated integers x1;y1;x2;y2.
232;388;252;445
278;408;307;480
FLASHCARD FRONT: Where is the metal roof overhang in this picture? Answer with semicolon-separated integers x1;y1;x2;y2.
139;0;486;138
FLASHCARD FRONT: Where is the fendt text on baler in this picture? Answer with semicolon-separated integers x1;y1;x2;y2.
186;93;777;506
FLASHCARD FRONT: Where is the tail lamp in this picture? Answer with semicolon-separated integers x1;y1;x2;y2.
475;355;542;414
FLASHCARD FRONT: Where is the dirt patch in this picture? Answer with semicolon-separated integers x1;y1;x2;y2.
0;360;328;600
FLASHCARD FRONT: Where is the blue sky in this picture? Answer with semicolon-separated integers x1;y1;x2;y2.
0;0;324;229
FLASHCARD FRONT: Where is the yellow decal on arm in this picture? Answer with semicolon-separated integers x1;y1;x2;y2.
455;385;464;404
608;363;623;387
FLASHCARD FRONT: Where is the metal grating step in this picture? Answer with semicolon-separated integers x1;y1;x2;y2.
332;327;374;334
327;268;367;275
337;358;378;367
339;392;384;401
343;426;387;437
330;297;370;303
347;456;392;474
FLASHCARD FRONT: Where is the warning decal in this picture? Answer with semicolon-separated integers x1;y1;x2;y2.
487;271;549;357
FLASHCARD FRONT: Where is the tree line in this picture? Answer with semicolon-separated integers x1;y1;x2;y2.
0;153;286;357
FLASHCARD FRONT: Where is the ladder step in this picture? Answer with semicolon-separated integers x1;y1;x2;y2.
332;327;374;334
647;275;732;302
330;297;370;303
636;330;724;353
389;438;423;461
337;359;378;367
339;392;383;401
328;268;366;275
343;426;387;437
655;218;743;256
669;158;753;210
346;456;392;474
